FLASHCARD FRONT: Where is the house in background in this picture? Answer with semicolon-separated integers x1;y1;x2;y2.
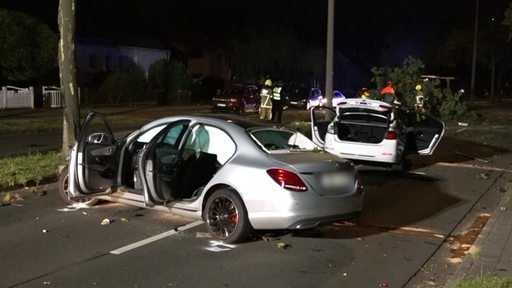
75;37;170;83
186;47;230;82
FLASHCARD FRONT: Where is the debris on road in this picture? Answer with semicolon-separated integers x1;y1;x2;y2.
454;150;489;163
477;172;491;179
101;218;112;225
277;242;291;249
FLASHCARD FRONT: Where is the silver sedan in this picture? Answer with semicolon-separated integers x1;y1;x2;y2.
60;112;364;243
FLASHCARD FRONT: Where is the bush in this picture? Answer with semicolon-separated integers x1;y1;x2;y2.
99;64;149;104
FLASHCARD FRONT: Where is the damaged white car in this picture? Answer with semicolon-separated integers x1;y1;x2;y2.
310;98;445;170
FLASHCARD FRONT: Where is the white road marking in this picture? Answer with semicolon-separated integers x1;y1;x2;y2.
110;220;204;255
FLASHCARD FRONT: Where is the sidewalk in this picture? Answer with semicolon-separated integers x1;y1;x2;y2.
445;161;512;286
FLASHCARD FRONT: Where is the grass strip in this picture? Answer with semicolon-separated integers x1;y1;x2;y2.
0;151;64;189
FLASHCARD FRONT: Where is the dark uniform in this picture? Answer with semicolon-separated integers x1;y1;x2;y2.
271;82;285;123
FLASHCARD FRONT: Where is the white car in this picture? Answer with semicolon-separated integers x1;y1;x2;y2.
310;98;445;170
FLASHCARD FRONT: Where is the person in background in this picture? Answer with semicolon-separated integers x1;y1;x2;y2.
380;81;396;105
259;78;273;120
271;80;286;123
415;84;426;121
361;87;370;99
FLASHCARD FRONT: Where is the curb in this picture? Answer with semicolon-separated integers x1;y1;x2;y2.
444;168;512;286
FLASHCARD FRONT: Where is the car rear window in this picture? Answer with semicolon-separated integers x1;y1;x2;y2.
249;129;318;152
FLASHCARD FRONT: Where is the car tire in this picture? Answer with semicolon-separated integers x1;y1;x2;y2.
391;158;411;172
58;165;98;207
205;189;252;244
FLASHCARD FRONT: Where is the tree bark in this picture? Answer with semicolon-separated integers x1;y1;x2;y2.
58;0;80;158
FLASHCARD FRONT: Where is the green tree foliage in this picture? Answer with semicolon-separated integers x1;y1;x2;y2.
503;3;512;41
148;58;191;91
148;58;191;104
99;65;148;104
0;9;58;81
371;56;467;120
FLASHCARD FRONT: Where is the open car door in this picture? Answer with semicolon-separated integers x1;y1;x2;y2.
137;120;190;205
69;112;117;198
310;106;336;146
404;111;445;155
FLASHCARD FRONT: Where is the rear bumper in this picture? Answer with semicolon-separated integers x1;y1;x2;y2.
324;139;403;164
247;188;364;230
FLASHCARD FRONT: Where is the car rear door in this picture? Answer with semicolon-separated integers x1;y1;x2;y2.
310;106;336;146
69;112;118;197
404;111;445;155
137;120;191;204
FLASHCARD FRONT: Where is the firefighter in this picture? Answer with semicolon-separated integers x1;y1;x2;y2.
259;78;273;120
415;84;426;121
361;87;370;99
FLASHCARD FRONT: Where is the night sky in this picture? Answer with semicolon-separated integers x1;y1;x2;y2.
1;0;510;69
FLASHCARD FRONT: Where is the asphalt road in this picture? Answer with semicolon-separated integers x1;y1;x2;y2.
1;146;509;288
2;104;511;287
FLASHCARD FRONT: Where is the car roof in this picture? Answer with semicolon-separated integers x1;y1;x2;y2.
140;113;276;132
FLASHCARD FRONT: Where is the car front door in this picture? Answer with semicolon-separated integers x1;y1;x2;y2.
404;111;445;155
310;106;336;146
69;112;117;198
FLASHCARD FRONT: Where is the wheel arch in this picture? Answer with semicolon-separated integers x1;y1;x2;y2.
201;184;247;220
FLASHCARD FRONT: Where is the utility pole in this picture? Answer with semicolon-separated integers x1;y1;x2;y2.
470;0;479;104
325;0;334;107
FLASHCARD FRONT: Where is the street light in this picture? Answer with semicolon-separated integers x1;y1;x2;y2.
325;0;334;107
470;0;479;104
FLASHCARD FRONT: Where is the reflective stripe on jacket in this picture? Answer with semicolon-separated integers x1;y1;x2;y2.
260;87;272;108
272;86;282;100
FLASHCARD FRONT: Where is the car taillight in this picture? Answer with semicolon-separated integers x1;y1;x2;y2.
379;104;391;110
385;131;397;140
266;169;308;192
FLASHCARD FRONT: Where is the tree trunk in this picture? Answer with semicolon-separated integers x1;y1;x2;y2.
58;0;80;158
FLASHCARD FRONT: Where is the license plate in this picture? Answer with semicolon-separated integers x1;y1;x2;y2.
321;172;350;188
216;103;226;107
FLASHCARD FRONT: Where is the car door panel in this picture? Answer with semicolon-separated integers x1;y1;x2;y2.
139;120;190;204
310;106;336;146
70;112;117;196
405;111;445;155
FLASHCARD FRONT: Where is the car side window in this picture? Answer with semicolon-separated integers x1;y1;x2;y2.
184;124;235;165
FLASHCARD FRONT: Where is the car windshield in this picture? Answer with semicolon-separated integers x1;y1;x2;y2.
248;128;320;153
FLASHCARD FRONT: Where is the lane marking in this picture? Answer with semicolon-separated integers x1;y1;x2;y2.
110;220;204;255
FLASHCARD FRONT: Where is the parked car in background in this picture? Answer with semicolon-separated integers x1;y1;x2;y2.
310;98;445;170
211;84;259;115
287;85;309;109
59;112;364;243
306;88;324;110
306;88;347;109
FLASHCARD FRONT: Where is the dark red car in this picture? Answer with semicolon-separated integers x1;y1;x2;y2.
211;84;259;115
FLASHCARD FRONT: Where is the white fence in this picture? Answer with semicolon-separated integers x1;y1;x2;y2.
42;86;62;108
0;86;34;109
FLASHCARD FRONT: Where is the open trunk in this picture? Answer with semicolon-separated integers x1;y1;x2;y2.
335;121;388;144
